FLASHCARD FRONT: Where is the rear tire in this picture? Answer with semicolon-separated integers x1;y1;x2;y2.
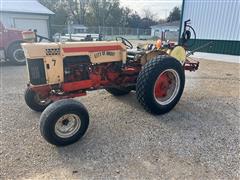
7;42;26;65
40;99;89;146
136;56;185;114
105;87;131;96
24;88;52;112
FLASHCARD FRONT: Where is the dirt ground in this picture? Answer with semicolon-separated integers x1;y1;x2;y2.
0;59;239;179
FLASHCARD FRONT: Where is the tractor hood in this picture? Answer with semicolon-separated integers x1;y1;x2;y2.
21;42;60;58
21;41;126;59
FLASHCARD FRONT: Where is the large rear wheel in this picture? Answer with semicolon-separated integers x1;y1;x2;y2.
136;56;185;114
7;42;26;65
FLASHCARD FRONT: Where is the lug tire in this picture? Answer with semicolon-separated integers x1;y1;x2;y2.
105;87;131;96
136;56;185;114
40;99;89;146
7;42;26;65
24;88;52;112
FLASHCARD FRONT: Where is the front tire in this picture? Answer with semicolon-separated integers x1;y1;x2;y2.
7;42;26;65
136;56;185;114
24;88;52;112
40;99;89;146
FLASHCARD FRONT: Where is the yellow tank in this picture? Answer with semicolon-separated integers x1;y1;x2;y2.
170;46;186;62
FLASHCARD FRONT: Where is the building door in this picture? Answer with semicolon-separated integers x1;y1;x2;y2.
14;18;49;38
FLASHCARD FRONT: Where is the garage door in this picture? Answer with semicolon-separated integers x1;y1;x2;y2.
14;18;49;38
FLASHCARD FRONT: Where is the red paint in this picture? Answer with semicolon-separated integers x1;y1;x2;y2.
154;73;170;98
28;63;142;102
122;67;140;75
62;80;93;92
89;73;102;87
184;60;199;71
63;45;123;53
106;72;119;81
0;21;23;52
32;85;51;97
51;92;87;101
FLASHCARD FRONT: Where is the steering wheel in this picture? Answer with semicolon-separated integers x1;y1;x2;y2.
116;37;133;49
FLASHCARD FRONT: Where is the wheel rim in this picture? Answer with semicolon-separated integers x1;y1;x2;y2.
153;69;180;105
34;94;51;106
13;49;25;63
54;114;81;138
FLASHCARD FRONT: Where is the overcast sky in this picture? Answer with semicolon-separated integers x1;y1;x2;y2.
120;0;182;19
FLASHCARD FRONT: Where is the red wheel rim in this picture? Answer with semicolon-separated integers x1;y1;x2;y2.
153;69;180;105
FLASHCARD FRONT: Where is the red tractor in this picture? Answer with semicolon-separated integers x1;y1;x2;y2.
0;21;26;65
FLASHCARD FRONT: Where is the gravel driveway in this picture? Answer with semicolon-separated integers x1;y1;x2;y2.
0;59;239;179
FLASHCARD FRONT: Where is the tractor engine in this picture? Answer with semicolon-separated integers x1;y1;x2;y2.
63;56;90;82
63;56;140;89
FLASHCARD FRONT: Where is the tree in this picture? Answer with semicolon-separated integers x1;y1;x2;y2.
38;0;60;10
85;0;123;27
143;8;156;20
167;6;181;22
138;8;158;28
127;11;141;28
39;0;159;30
67;0;89;24
39;0;69;34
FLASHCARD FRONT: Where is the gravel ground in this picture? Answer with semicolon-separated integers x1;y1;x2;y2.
0;59;239;179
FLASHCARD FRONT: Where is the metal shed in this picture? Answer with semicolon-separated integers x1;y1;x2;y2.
179;0;240;55
0;0;54;37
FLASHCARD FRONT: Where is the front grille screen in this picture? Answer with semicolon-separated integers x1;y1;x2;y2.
27;59;46;85
45;48;60;56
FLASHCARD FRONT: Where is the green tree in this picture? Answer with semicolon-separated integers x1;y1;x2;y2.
85;0;123;27
126;12;141;28
167;6;181;22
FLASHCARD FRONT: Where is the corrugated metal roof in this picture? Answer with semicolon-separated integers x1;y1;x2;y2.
0;0;54;15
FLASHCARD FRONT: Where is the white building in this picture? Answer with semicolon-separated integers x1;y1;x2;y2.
70;24;88;34
151;21;180;37
179;0;240;55
151;21;180;41
0;0;54;38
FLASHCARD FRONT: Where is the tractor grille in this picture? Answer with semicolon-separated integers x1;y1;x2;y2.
27;59;46;85
45;48;60;56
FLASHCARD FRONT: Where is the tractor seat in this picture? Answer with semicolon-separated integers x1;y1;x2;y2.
127;49;144;60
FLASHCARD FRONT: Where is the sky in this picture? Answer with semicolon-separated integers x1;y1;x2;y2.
120;0;182;19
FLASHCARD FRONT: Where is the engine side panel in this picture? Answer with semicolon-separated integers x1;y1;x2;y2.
44;56;64;84
22;41;126;64
61;42;126;64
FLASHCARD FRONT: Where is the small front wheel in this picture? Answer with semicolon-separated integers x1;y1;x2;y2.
40;99;89;146
24;88;52;112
